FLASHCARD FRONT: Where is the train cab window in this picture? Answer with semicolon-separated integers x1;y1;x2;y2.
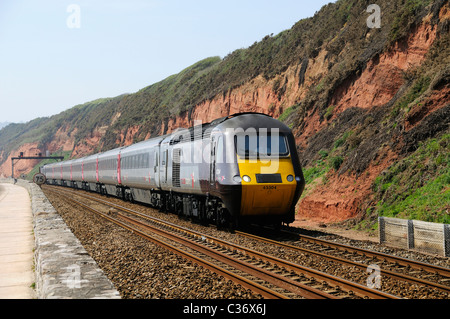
235;133;289;158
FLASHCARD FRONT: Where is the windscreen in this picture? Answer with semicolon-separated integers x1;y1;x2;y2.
235;133;289;158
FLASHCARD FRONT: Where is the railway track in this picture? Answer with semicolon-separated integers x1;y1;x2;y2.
236;228;450;296
260;226;450;277
44;187;286;299
43;185;401;299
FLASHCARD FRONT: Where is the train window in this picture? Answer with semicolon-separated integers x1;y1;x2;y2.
235;133;289;158
216;136;224;164
154;152;159;168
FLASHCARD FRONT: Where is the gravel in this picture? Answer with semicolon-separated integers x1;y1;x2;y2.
43;188;450;299
44;190;262;299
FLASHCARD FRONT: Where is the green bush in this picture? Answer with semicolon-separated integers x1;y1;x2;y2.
318;149;329;159
330;156;344;170
278;104;298;122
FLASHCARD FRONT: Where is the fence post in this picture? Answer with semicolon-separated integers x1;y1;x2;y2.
407;220;414;250
378;217;385;244
444;224;450;258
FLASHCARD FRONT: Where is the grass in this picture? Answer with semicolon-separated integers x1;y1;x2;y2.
373;133;450;223
389;0;432;43
300;158;330;199
301;147;340;192
324;105;335;120
375;172;450;223
330;156;344;171
278;104;298;122
334;130;353;149
390;75;431;118
303;159;329;185
302;128;354;188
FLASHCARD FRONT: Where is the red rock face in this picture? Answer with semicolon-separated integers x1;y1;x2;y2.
330;23;437;117
404;86;450;131
161;72;303;134
294;22;441;224
0;143;41;178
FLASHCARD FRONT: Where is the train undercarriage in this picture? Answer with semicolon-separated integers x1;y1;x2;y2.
49;179;237;229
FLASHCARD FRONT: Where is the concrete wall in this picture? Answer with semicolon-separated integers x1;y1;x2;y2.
1;178;121;299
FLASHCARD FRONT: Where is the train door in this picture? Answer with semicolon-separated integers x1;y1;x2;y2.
209;135;216;188
160;142;169;187
209;134;223;191
154;149;160;188
117;153;122;185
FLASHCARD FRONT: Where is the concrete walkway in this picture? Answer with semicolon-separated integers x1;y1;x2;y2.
0;183;35;299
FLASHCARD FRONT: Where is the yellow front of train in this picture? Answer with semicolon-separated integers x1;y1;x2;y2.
234;131;303;222
211;113;305;226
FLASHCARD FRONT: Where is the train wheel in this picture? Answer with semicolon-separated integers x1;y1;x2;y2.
126;191;134;203
216;207;233;231
176;199;183;217
198;199;208;225
116;187;124;200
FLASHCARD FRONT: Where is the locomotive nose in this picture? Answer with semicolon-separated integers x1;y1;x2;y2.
237;157;298;217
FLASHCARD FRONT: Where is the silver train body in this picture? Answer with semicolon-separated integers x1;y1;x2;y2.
41;113;305;227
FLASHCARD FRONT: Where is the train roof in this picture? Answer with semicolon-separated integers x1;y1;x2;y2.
216;112;290;131
168;112;283;145
44;113;287;164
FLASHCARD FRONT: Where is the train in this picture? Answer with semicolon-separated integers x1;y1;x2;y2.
41;112;305;228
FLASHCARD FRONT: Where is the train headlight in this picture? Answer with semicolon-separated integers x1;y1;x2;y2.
287;175;294;182
242;175;251;183
233;175;242;183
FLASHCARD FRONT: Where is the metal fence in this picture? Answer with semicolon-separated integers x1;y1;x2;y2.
379;217;450;257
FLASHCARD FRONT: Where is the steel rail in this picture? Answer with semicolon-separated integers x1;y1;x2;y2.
111;207;396;299
116;212;335;299
237;230;450;294
46;186;396;299
47;189;289;299
45;185;447;295
278;227;450;278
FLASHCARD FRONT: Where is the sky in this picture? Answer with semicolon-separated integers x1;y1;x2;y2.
0;0;333;123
